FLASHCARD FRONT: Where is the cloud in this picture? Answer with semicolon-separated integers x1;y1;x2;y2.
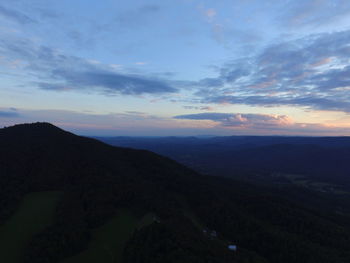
139;5;161;13
115;4;161;28
204;8;217;22
0;108;20;118
35;7;61;20
183;105;214;111
195;29;350;113
173;112;350;135
0;4;35;24
206;95;350;113
0;38;177;95
198;6;217;22
2;107;350;136
174;112;293;128
198;77;224;88
197;5;261;47
281;0;350;28
40;69;177;95
0;108;221;136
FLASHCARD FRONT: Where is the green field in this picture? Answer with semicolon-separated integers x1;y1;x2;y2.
0;191;62;263
62;211;154;263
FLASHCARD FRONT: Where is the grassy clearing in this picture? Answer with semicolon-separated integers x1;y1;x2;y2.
0;191;62;263
62;211;155;263
137;213;156;229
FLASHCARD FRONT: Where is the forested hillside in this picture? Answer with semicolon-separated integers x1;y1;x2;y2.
1;123;350;263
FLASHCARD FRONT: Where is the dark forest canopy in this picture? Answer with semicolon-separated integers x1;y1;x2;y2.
1;123;350;263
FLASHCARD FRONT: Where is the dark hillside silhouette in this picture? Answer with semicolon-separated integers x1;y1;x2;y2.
1;123;350;263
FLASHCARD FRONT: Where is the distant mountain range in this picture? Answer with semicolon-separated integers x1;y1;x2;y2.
96;135;350;187
1;123;350;263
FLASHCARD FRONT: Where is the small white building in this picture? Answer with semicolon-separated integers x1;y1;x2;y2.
228;245;237;251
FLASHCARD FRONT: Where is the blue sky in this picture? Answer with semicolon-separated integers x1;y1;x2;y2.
1;0;350;135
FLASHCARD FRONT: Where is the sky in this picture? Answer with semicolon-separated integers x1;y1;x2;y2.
1;0;350;136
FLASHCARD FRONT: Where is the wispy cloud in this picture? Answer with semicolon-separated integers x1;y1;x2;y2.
175;112;293;128
0;108;219;136
197;4;261;47
115;4;161;28
0;4;35;24
174;112;350;135
183;105;214;111
38;70;177;95
0;108;20;118
281;0;350;28
203;8;217;22
194;29;350;113
0;38;177;95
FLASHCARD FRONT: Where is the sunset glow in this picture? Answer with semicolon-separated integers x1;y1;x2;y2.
1;0;350;135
